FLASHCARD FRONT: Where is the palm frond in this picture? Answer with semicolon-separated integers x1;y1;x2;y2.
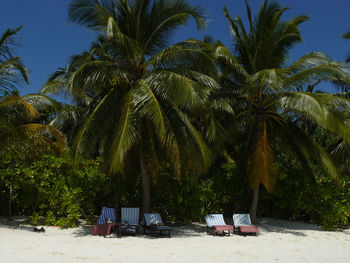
279;92;350;143
72;87;120;162
145;69;213;110
166;104;212;173
68;0;111;30
343;31;350;63
0;95;38;121
214;43;251;82
141;0;206;55
133;79;166;140
0;123;66;155
328;138;350;171
0;26;23;57
147;39;215;70
0;56;29;94
342;31;350;39
248;127;277;193
104;91;138;174
284;121;340;182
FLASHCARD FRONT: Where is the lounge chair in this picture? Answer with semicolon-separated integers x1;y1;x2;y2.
232;214;259;235
205;214;233;236
121;207;140;235
143;213;172;237
91;206;117;236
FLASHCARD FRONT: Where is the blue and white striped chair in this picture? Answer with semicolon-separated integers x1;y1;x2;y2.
232;214;259;235
121;207;140;235
97;207;117;224
91;207;117;236
205;214;233;236
143;213;172;237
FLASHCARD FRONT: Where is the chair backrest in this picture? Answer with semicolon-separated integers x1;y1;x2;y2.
121;207;140;225
144;213;163;226
97;207;116;224
233;214;251;227
205;214;226;227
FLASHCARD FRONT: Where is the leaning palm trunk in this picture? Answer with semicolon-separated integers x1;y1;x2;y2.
249;185;259;224
249;114;265;223
249;184;260;224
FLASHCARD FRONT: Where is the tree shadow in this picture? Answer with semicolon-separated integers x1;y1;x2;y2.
257;217;324;237
135;222;208;239
72;225;93;237
73;222;209;239
6;216;334;239
0;217;37;233
171;223;208;238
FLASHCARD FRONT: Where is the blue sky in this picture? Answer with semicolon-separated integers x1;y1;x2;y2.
1;0;349;96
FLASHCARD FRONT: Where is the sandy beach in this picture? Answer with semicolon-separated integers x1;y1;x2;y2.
0;217;349;263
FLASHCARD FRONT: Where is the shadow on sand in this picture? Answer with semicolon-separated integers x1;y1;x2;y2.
3;216;340;239
72;225;93;237
73;219;326;239
0;217;36;233
72;222;208;239
257;218;324;237
140;223;208;239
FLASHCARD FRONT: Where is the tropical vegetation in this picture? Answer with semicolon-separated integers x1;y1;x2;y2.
0;26;28;96
1;0;349;230
214;1;350;222
41;0;221;214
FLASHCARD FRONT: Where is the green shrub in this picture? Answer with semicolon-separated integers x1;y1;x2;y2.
1;147;348;230
151;161;250;222
0;152;109;227
258;148;350;230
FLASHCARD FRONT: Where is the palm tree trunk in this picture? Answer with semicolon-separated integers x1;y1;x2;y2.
249;184;259;224
250;114;264;224
139;155;151;214
8;175;13;220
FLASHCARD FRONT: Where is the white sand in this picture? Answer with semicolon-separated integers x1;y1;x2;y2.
0;217;349;263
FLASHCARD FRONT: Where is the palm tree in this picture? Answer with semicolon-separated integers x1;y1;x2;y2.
326;31;350;170
44;0;219;213
0;26;65;156
0;26;28;96
0;94;66;155
0;94;66;219
217;0;350;222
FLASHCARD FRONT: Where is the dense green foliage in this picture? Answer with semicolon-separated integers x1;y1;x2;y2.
1;152;348;229
259;144;350;230
0;152;108;227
